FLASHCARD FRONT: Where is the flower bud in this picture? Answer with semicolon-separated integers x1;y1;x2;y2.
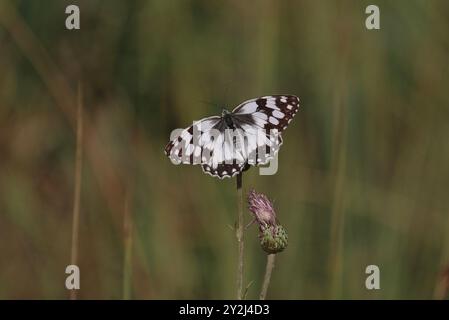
247;190;288;254
247;189;277;231
260;225;288;254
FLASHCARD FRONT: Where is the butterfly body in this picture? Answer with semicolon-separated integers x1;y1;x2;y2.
222;109;236;128
165;95;300;179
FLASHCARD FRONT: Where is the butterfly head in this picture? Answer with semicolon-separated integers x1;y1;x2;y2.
221;109;234;128
221;109;231;117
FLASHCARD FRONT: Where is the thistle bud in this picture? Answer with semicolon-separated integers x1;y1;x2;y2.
260;225;288;254
247;189;277;231
247;190;288;254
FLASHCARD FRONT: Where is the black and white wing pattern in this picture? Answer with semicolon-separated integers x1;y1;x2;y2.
232;95;300;133
230;95;300;166
165;116;248;178
165;95;300;179
164;116;221;164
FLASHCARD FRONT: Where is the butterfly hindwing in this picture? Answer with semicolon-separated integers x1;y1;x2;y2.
202;162;248;179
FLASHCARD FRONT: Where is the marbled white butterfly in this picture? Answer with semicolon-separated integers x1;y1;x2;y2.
165;95;300;179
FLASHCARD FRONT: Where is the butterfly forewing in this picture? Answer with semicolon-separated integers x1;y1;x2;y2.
232;95;300;133
165;116;222;165
231;95;299;167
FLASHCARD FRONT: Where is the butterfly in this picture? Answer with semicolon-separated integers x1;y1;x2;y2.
164;95;300;179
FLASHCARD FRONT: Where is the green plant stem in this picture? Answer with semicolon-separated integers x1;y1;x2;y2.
70;83;83;300
236;173;244;299
259;254;276;300
122;190;133;300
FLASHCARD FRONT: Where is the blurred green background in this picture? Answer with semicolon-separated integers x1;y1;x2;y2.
1;0;449;299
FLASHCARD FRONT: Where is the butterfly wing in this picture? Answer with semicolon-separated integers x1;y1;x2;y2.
231;95;300;166
201;162;248;179
200;120;248;179
165;116;247;179
232;95;300;132
165;116;222;165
